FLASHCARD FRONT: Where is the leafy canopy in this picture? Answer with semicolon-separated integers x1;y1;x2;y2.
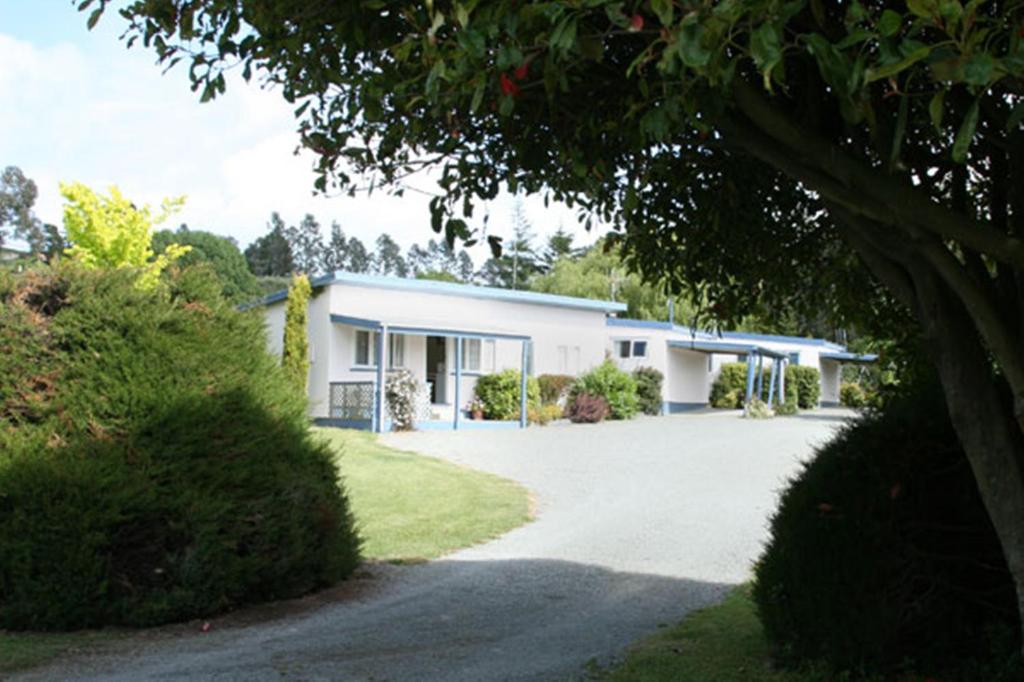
61;182;189;289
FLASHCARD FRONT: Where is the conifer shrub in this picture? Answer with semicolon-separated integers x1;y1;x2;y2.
473;369;540;420
537;374;574;405
785;364;821;409
632;366;664;415
753;380;1017;674
565;392;610;423
0;266;361;630
569;361;639;419
282;273;311;394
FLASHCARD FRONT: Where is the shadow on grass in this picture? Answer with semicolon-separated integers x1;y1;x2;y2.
9;558;734;682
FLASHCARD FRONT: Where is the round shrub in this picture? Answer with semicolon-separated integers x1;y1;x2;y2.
537;373;574;405
839;381;868;408
473;369;540;420
565;392;610;423
570;360;639;419
785;364;821;409
632;366;664;415
0;266;361;630
752;381;1017;674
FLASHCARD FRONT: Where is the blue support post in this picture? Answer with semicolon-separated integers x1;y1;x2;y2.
373;327;385;433
519;341;529;428
779;359;786;405
745;353;757;404
756;353;764;399
767;358;778;407
454;336;462;431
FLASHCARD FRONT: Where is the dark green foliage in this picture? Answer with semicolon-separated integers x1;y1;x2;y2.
565;393;610;424
840;382;868;408
152;226;260;302
537;374;574;405
632;367;664;415
785;365;821;409
244;214;294;277
753;381;1018;674
0;266;360;630
473;369;540;421
710;362;753;408
570;361;639;420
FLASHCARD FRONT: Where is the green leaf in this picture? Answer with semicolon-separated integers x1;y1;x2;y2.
952;99;979;163
751;24;782;81
929;90;945;132
865;46;931;83
651;0;674;26
678;22;711;68
878;10;902;37
470;80;485;112
906;0;939;18
890;95;909;167
86;7;103;30
962;52;995;87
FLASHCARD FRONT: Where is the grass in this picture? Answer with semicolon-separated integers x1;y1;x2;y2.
601;586;914;682
317;428;531;561
1;428;530;675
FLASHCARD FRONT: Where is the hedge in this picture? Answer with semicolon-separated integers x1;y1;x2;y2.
632;367;664;415
569;361;639;419
0;266;361;630
474;369;540;420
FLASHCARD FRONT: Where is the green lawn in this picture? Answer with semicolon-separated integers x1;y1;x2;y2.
317;427;532;561
1;427;530;675
603;586;886;682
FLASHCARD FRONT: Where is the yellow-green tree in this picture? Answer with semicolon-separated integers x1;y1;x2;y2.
61;182;188;289
282;273;311;394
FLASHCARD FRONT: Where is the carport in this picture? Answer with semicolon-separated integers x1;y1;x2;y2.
667;338;790;411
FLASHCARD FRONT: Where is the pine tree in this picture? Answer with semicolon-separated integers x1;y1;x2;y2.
282;273;311;394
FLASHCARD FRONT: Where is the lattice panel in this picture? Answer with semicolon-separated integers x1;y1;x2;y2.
329;382;375;420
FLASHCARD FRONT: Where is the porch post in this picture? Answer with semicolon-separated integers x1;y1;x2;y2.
767;357;778;407
520;340;529;428
454;336;462;431
779;358;786;405
744;352;757;405
756;353;764;400
374;326;387;433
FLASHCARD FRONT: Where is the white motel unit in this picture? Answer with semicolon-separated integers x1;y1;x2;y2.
257;271;874;431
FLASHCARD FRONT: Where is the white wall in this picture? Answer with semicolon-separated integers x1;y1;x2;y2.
820;359;841;404
666;348;712;404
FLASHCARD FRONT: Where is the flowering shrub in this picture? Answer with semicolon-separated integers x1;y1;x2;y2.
565;392;610;424
385;369;419;431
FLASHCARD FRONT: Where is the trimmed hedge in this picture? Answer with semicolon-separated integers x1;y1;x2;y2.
632;366;664;415
570;361;639;419
474;369;540;420
537;373;574;405
0;266;361;630
753;380;1018;674
709;362;750;408
839;381;868;408
785;364;820;409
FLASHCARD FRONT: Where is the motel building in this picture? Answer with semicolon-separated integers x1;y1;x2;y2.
257;272;875;431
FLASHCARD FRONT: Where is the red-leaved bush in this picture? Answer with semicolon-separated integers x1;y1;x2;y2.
565;392;610;423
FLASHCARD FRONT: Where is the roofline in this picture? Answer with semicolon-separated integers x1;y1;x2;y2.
717;330;845;350
329;314;531;342
820;351;878;363
245;271;627;313
609;317;845;352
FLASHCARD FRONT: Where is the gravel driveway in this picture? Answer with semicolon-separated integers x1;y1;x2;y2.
18;410;852;681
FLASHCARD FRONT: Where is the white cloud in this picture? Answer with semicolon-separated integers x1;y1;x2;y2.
0;30;602;266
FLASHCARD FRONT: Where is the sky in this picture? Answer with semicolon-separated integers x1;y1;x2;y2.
0;1;601;262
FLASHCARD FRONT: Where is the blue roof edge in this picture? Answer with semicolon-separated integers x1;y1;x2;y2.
243;271;627;313
607;317;846;351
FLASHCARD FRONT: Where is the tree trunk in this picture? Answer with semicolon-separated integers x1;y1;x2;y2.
909;264;1024;644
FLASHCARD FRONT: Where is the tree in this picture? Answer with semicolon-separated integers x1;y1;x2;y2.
321;222;348;272
0;166;46;254
92;1;1024;645
61;181;188;290
345;236;372;273
152;225;261;302
286;214;326;275
539;225;578;273
531;240;693;322
407;239;473;281
282;273;311;394
372;233;408;277
478;203;540;288
244;214;294;277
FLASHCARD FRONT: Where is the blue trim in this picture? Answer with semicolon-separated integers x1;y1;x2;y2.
820;401;841;408
664;401;709;413
606;317;674;331
819;352;878;363
389;325;529;342
251;271;626;313
519;341;529;429
718;331;845;350
668;339;757;355
330;313;382;329
454;335;463;431
313;418;373;430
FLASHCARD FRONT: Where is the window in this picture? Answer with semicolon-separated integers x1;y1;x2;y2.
632;340;648;358
615;340;631;358
614;338;647;359
460;338;482;372
558;345;582;373
354;331;405;368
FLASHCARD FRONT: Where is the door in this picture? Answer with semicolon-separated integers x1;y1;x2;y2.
426;336;447;404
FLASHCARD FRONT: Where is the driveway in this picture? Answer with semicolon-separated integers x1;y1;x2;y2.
19;410;853;681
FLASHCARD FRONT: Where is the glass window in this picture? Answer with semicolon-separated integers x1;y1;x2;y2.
460;338;482;371
484;339;496;372
389;334;405;368
355;330;371;366
615;340;631;358
632;340;648;358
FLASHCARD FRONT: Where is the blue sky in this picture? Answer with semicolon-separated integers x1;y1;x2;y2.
0;1;598;258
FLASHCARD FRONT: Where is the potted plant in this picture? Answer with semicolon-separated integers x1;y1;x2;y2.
467;398;485;420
